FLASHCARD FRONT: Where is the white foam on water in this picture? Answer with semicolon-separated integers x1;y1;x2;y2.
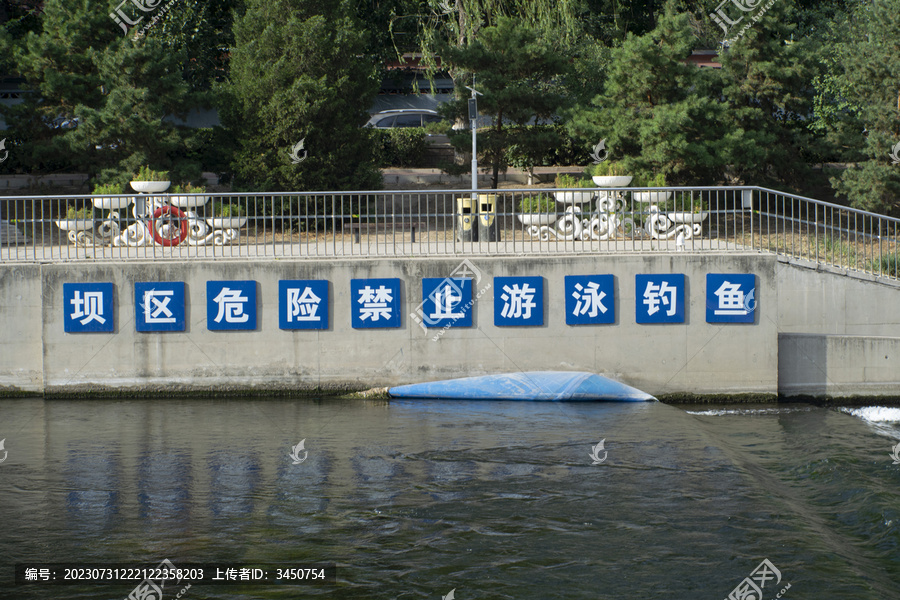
686;407;813;416
839;406;900;424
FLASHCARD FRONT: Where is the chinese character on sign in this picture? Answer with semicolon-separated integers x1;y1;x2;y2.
351;278;401;328
707;274;756;323
207;281;257;330
279;280;329;330
635;274;684;323
565;275;615;325
63;283;115;333
494;276;543;326
420;277;473;328
135;282;185;332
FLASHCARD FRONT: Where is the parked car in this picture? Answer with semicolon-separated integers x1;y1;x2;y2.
365;109;447;129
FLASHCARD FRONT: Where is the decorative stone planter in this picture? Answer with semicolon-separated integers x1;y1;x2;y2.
592;175;633;187
55;219;93;231
92;195;132;210
632;191;672;204
518;213;558;226
130;180;171;193
170;195;210;208
206;217;247;229
668;212;708;224
553;190;595;204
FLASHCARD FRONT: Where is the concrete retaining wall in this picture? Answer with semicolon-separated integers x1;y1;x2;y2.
1;253;786;398
775;258;900;398
2;253;898;398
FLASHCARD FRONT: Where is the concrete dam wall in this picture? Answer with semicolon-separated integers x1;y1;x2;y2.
1;253;898;399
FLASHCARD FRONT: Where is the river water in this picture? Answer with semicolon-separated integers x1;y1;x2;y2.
1;398;898;600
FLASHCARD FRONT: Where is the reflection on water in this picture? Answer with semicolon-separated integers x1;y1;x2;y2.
66;450;119;528
0;398;898;599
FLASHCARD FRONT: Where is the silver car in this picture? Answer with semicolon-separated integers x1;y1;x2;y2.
365;109;447;129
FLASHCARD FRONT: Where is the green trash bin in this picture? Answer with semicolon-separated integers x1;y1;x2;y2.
477;193;498;242
456;196;477;242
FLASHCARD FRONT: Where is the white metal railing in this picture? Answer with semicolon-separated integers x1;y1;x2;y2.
1;186;898;280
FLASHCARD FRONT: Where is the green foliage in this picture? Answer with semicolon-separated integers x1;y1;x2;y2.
828;0;900;215
373;128;428;167
224;0;382;196
566;3;733;186
588;161;628;177
504;124;573;173
717;0;821;190
212;200;246;217
92;183;125;195
170;183;206;194
0;0;119;174
134;166;170;182
65;205;93;219
631;172;667;187
871;254;900;278
142;0;239;93
439;17;570;188
519;194;555;213
555;174;593;188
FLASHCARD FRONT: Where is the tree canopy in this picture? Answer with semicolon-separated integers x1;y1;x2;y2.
0;0;897;214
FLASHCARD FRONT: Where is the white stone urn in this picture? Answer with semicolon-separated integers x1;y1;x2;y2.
170;194;210;208
632;190;672;204
206;216;247;229
553;190;595;204
130;181;171;193
517;213;558;226
55;219;93;231
592;175;633;187
668;211;708;224
92;195;132;210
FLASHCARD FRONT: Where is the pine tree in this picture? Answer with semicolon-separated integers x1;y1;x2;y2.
830;0;900;215
566;3;734;184
439;16;570;187
717;0;820;189
0;0;117;174
70;37;200;183
223;0;382;194
1;0;205;182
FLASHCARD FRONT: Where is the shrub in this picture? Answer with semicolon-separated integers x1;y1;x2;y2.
134;166;170;182
588;161;628;177
555;174;593;188
65;205;93;219
373;128;428;167
519;194;556;213
212;200;246;217
92;183;125;195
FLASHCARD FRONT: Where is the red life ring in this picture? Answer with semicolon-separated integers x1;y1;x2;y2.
150;205;188;246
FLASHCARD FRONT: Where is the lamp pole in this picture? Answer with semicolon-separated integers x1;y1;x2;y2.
465;77;482;197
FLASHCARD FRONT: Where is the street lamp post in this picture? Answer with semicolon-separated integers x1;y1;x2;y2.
465;78;482;196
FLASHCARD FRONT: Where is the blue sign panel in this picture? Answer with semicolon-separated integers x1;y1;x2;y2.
135;282;185;332
420;278;473;329
565;275;615;325
279;280;329;330
494;276;543;327
351;278;401;328
207;280;257;331
706;274;756;323
63;282;115;333
635;274;685;324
